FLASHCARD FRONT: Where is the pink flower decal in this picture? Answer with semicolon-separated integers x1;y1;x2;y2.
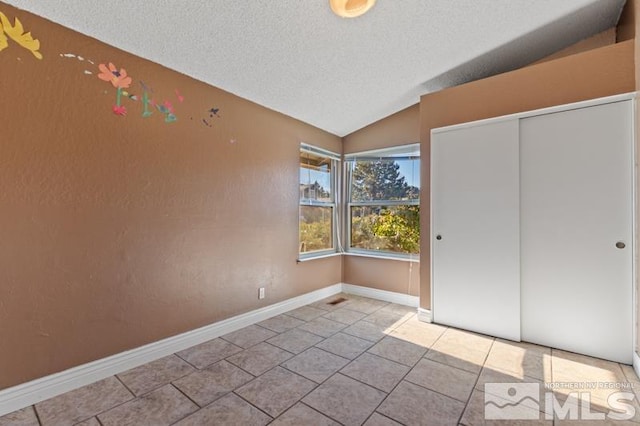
112;105;127;116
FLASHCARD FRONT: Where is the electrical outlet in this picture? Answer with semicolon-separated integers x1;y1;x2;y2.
258;287;265;299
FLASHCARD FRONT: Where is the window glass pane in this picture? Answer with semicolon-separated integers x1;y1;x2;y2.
300;152;333;202
300;206;333;253
350;159;419;202
351;205;420;254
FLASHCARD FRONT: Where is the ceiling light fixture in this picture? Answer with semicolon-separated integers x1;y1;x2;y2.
330;0;376;18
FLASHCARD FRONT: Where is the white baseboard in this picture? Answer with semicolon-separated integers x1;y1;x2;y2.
417;307;432;323
0;283;343;417
633;351;640;381
0;283;417;417
342;283;419;307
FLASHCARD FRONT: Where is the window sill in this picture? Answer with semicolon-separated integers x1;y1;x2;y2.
297;252;342;263
343;251;420;263
297;251;420;263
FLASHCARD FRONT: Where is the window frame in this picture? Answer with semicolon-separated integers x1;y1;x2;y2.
345;143;420;261
298;143;341;260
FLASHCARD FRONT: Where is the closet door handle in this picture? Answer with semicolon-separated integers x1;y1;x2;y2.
616;241;626;249
436;235;442;241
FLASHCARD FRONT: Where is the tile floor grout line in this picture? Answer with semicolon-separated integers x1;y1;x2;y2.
361;409;407;426
362;341;425;425
32;404;43;426
286;377;346;426
168;382;202;410
312;344;363;363
223;355;262;379
422;323;449;357
294;322;347;339
296;400;347;426
457;337;496;426
330;370;391;396
422;335;493;375
278;345;351;384
82;375;140;423
173;351;201;371
264;365;326;421
230;389;275;421
164;387;203;426
113;370;155;398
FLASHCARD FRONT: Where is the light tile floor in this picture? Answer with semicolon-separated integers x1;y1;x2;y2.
2;293;640;425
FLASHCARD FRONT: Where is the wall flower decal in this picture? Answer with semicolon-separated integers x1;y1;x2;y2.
98;62;133;117
98;63;132;88
155;99;177;122
0;22;7;52
95;65;186;124
0;11;43;59
112;105;127;116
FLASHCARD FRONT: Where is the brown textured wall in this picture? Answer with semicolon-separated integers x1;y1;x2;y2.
343;256;419;297
531;27;616;65
343;104;420;154
618;0;636;42
420;40;635;309
0;4;341;390
342;105;420;296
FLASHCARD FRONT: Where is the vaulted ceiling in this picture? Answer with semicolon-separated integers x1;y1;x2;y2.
4;0;627;136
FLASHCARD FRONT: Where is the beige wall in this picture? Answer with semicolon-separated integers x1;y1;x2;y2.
419;40;635;309
531;28;616;65
0;3;342;390
342;105;421;296
343;105;420;154
343;256;419;297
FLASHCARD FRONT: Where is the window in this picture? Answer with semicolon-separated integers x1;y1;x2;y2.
346;144;420;257
299;144;340;258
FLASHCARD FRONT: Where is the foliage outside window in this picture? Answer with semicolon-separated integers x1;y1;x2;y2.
299;144;339;257
347;145;420;257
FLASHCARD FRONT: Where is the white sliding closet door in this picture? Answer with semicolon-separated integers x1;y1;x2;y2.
432;120;521;341
520;101;633;364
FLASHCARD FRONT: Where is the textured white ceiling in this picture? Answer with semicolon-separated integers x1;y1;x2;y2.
3;0;627;136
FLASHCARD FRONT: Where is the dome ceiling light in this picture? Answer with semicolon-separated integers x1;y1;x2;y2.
330;0;377;18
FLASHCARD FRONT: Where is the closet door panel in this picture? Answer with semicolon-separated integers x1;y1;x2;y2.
431;120;520;341
520;100;633;364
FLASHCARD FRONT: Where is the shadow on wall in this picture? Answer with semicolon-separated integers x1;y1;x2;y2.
419;0;624;93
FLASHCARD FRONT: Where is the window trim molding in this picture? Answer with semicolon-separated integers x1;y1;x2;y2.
343;251;420;263
344;143;420;160
299;143;341;259
345;143;420;259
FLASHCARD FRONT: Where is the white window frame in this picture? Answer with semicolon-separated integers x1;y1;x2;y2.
299;143;341;260
345;143;420;260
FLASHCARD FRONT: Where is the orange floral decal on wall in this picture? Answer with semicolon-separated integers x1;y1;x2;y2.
98;63;132;88
98;62;133;116
0;11;42;59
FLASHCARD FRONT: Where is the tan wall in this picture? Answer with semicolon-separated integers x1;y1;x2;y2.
618;0;636;42
343;104;420;154
343;256;419;297
419;40;635;309
342;104;420;296
0;4;342;390
531;28;616;65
